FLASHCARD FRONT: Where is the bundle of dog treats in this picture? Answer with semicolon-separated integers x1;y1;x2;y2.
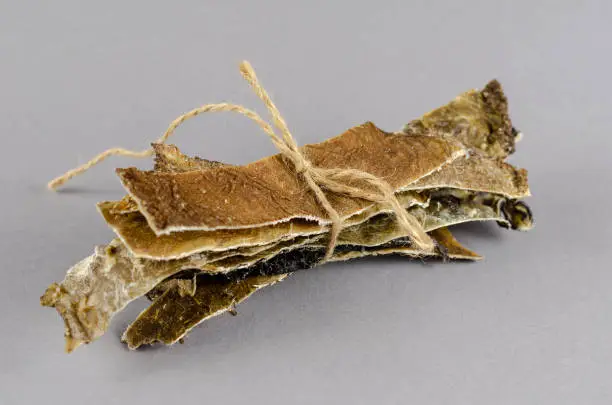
41;62;533;352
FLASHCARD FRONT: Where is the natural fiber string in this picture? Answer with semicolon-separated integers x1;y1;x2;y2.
48;61;434;259
47;103;279;190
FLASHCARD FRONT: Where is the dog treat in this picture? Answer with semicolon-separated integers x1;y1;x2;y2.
41;61;533;352
100;144;527;260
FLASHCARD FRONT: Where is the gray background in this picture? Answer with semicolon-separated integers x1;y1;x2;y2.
1;1;611;404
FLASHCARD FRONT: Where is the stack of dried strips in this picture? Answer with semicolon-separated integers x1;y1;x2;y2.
41;62;533;352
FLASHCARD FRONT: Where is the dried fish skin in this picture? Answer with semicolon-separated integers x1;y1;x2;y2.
40;70;536;354
40;240;187;352
403;80;517;159
152;189;529;287
43;181;534;352
102;150;529;261
194;191;528;275
39;233;327;351
407;150;530;199
329;227;481;262
98;191;429;260
98;201;324;260
123;227;479;349
41;192;482;351
146;190;521;297
413;189;534;232
117;122;465;235
123;273;289;349
106;121;527;260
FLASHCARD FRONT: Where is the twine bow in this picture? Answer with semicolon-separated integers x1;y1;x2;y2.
48;61;435;260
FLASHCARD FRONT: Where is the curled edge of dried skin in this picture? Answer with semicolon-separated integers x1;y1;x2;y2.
40;241;188;352
403;79;520;159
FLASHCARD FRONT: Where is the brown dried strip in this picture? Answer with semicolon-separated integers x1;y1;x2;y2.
117;122;465;235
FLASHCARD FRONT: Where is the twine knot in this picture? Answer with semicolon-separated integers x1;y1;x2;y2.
291;157;310;174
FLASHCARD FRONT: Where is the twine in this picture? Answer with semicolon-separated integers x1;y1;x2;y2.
48;61;434;259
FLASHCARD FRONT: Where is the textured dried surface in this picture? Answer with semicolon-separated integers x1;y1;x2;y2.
123;271;290;349
104;151;528;260
403;80;516;159
152;143;225;173
331;227;481;262
40;240;189;352
102;130;432;261
123;227;478;349
408;150;529;198
99;192;428;260
99;201;323;259
117;122;465;234
148;192;515;292
43;190;508;351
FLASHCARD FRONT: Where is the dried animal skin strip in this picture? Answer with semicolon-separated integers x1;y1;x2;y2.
100;142;431;260
42;189;509;352
156;189;531;288
123;228;477;349
99;202;323;260
39;231;328;352
98;191;429;260
413;189;534;232
40;240;187;352
153;226;481;298
117;122;465;235
147;191;522;296
114;79;518;218
43;133;532;350
43;194;530;352
195;192;532;274
123;272;289;349
330;228;481;263
103;153;528;260
35;234;368;350
41;62;535;353
105;115;527;260
41;56;531;350
408;150;529;198
403;80;517;159
143;193;513;300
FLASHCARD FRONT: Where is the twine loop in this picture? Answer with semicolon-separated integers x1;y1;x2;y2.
48;61;435;260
